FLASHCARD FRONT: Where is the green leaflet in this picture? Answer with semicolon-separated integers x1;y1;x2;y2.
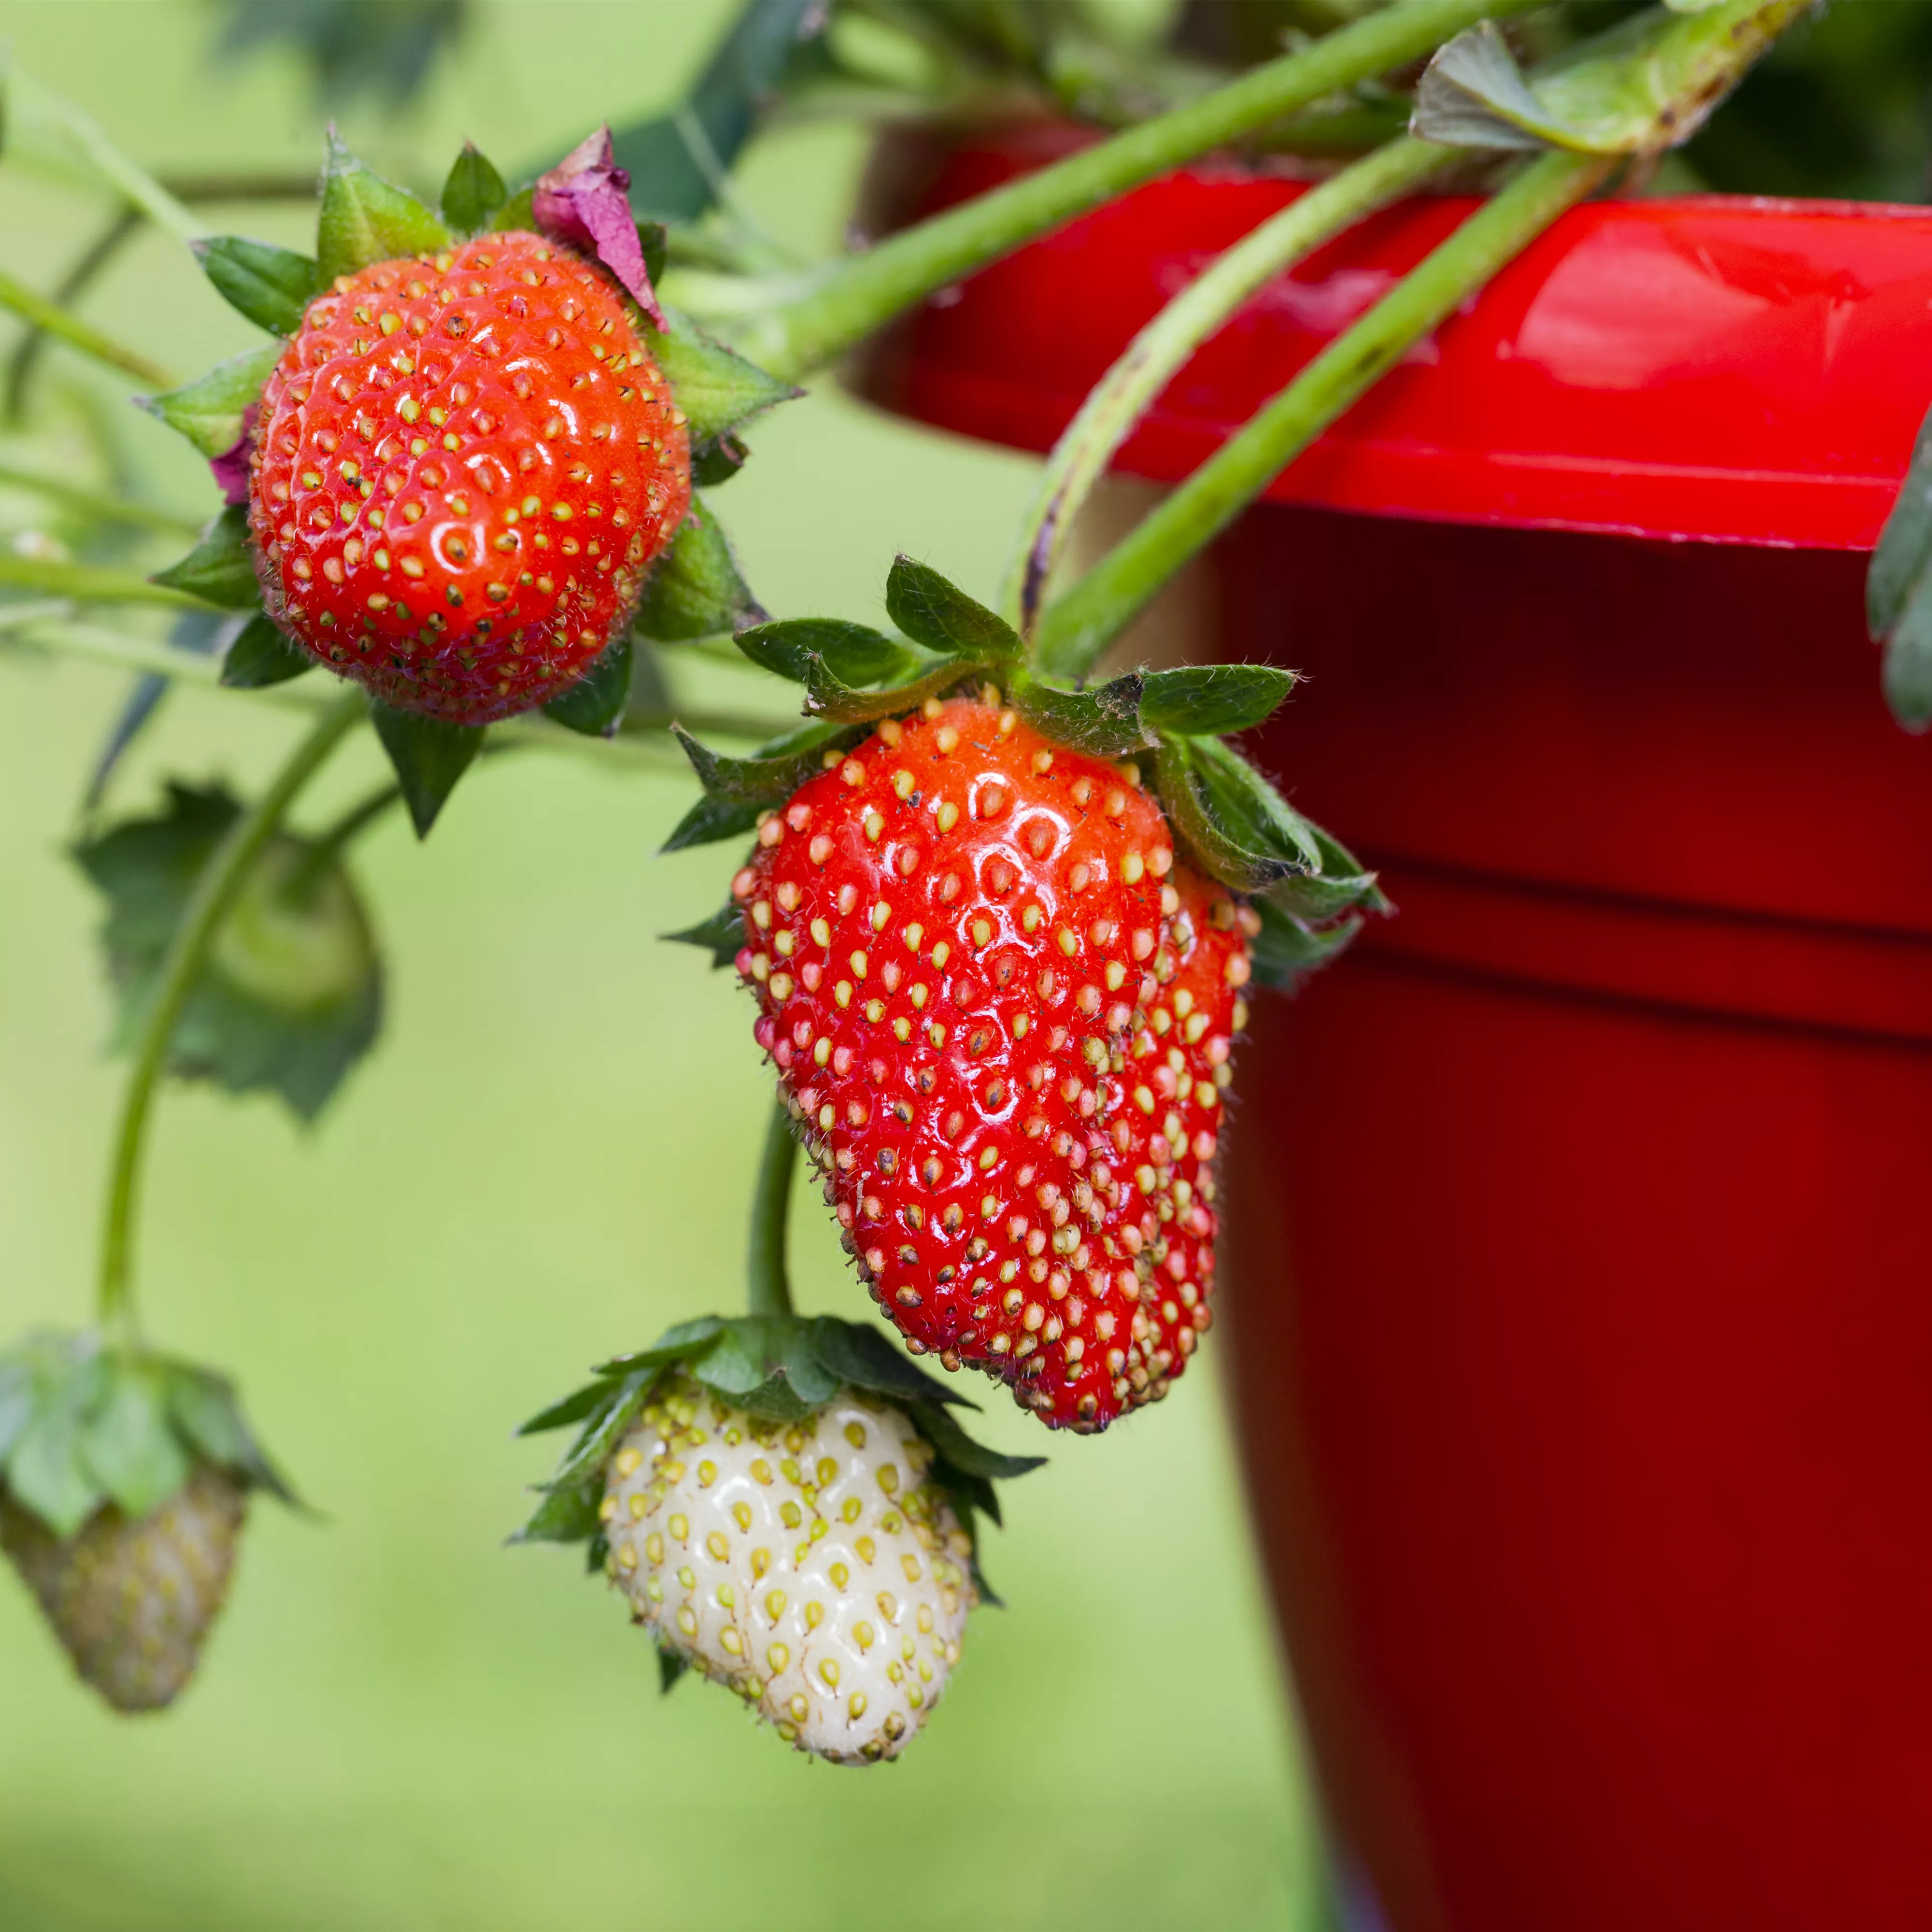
140;344;280;460
637;497;767;642
662;903;744;968
194;236;320;336
885;554;1022;661
0;1331;296;1539
543;638;633;736
150;505;260;610
647;311;800;445
734;616;913;688
76;782;383;1124
671;722;843;805
1137;663;1295;735
220;613;314;689
368;702;486;837
661;794;765;855
315;128;452;283
440;142;508;234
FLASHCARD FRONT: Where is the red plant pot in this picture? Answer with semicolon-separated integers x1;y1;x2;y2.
858;126;1932;1932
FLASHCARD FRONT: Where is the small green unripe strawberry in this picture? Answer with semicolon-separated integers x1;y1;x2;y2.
0;1463;246;1713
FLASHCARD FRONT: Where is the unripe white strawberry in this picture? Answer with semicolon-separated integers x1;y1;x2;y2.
601;1372;976;1763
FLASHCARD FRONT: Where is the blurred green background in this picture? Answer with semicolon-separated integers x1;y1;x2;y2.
0;4;1311;1927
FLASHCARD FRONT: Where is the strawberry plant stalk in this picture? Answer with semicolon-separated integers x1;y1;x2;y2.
1033;148;1615;679
1003;133;1459;635
740;0;1548;384
746;1103;799;1320
96;692;365;1344
0;267;173;389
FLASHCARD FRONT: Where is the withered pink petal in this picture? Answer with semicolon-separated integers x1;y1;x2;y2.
533;124;667;331
210;404;258;506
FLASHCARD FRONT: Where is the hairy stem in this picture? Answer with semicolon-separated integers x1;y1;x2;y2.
1004;134;1454;633
0;459;201;538
1034;150;1613;679
0;267;174;390
97;694;364;1342
0;554;200;607
741;0;1544;382
746;1104;799;1320
3;208;144;424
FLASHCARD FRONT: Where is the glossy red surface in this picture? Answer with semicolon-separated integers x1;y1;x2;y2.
858;132;1932;1929
863;122;1932;547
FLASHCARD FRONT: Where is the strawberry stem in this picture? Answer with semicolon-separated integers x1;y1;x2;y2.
1032;148;1615;681
738;0;1548;384
1000;133;1458;638
0;266;175;391
746;1103;798;1320
96;692;365;1345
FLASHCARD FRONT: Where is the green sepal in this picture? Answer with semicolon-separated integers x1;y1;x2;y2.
734;617;913;689
0;1332;297;1540
1248;899;1367;991
1154;738;1307;894
75;782;383;1124
1137;664;1295;737
661;794;763;854
671;723;843;806
1190;736;1324;870
1868;398;1932;732
646;310;800;445
491;185;537;233
635;497;766;643
802;653;969;725
657;1646;690;1695
662;903;744;967
885;555;1022;662
139;344;281;460
315;128;452;283
369;702;485;838
690;432;749;489
543;638;632;736
150;505;259;610
1009;669;1151;759
440;141;508;235
1266;822;1390;923
638;223;668;291
221;612;315;688
193;236;320;336
516;1315;1026;1554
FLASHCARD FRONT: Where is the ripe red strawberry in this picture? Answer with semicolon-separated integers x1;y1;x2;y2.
731;696;1253;1432
248;230;690;726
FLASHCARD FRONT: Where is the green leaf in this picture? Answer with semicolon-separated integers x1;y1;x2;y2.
907;1398;1046;1483
1266;822;1389;923
1009;671;1151;759
1411;20;1563;149
517;1378;620;1438
315;128;452;283
671;723;839;806
610;0;826;222
598;1317;729;1377
1249;900;1366;991
657;1645;690;1695
79;1368;190;1520
661;794;764;855
77;784;383;1124
162;1361;297;1504
139;343;280;460
690;1318;840;1416
1138;664;1295;736
193;235;319;337
369;702;485;837
1869;400;1932;731
516;1480;604;1544
491;184;537;233
647;311;800;444
735;616;912;688
150;505;259;610
1882;583;1932;732
221;612;314;688
0;1359;31;1464
544;638;632;736
663;903;744;968
885;555;1022;661
807;1319;974;1410
540;1373;653;1496
440;141;508;234
635;497;766;642
1154;739;1302;894
5;1398;102;1539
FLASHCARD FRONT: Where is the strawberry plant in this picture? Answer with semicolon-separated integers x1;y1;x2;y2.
0;0;1838;1835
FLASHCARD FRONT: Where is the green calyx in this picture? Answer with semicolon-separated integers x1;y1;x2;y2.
0;1331;296;1541
515;1313;1043;1594
77;781;383;1123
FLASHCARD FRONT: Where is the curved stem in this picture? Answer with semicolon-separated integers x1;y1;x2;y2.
1034;149;1613;680
739;0;1543;382
1003;134;1454;633
0;554;201;607
97;694;364;1342
746;1104;798;1319
0;459;201;538
3;208;143;424
0;266;174;390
